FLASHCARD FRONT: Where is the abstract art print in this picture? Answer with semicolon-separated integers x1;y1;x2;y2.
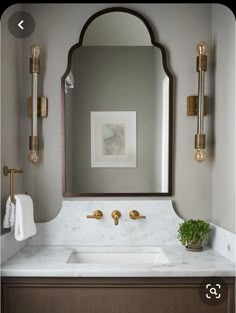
91;111;136;167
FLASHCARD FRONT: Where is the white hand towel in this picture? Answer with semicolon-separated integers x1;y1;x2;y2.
14;194;37;241
3;196;15;228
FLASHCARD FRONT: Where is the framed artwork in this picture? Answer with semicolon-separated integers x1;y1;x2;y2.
91;111;136;167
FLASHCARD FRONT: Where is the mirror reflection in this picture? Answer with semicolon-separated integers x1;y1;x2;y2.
62;9;172;196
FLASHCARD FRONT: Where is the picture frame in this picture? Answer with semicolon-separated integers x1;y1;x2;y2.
91;111;137;168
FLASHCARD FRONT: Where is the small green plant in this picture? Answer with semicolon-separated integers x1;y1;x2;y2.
178;219;211;247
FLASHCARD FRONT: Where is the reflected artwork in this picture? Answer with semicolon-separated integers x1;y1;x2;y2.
102;124;125;156
91;111;136;167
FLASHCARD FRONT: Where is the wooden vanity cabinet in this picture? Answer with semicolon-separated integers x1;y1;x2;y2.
2;277;235;313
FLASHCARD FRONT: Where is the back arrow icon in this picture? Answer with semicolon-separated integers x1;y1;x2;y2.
18;20;24;30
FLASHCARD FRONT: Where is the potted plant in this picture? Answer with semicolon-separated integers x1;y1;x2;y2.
178;219;211;251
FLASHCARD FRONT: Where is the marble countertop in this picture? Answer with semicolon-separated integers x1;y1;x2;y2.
1;245;235;277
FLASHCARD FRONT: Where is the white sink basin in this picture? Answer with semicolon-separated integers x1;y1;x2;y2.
66;247;169;265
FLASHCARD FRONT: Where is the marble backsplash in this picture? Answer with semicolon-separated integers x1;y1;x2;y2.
28;200;183;246
2;200;235;265
210;224;235;264
0;232;26;265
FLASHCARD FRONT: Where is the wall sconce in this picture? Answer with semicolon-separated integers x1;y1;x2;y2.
28;44;48;163
187;41;208;162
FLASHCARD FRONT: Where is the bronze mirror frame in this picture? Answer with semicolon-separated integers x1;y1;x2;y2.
61;7;173;197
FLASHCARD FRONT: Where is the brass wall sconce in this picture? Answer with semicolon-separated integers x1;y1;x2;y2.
187;41;208;162
28;44;48;163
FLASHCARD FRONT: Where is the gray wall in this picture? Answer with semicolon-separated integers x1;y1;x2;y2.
211;4;235;232
1;4;24;233
22;3;213;222
0;4;234;233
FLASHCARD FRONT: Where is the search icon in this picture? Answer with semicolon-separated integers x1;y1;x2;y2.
210;287;217;295
200;278;227;305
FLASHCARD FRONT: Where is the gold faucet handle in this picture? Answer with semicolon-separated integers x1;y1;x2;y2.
129;210;146;220
86;210;103;219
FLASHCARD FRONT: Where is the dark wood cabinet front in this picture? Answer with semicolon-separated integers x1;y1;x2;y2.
2;277;235;313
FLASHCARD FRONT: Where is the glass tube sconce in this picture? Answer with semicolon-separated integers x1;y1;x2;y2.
28;44;48;163
187;41;208;163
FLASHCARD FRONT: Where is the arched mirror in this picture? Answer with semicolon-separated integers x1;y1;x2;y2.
61;7;173;196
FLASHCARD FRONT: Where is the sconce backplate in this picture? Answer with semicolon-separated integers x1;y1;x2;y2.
187;96;207;116
27;96;48;118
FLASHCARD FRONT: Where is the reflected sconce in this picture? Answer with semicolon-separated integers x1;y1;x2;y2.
65;71;74;94
28;44;48;163
187;41;208;162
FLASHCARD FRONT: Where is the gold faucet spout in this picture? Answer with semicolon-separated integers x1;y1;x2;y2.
111;210;121;225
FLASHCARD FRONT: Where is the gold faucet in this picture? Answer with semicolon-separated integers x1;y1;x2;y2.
111;210;121;225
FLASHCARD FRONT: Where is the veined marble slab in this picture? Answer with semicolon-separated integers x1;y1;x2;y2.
2;200;235;277
27;200;183;246
1;245;235;277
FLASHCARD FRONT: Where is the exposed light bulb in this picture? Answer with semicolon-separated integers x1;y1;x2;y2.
31;44;40;58
194;149;206;163
28;150;39;163
197;41;208;55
